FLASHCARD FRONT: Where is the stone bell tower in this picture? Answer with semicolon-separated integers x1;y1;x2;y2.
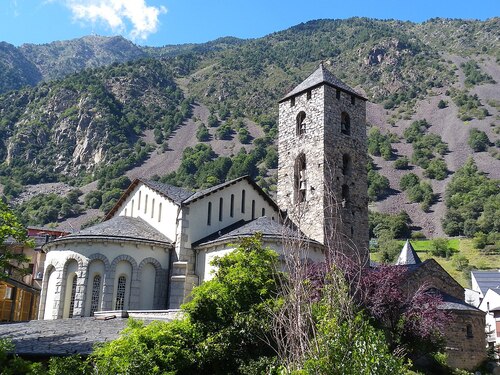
277;63;369;262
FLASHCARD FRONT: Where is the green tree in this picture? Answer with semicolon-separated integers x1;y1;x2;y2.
0;201;33;279
196;123;210;142
430;238;452;258
437;99;447;109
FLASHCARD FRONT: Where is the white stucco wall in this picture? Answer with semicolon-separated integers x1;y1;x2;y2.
118;183;180;242
186;180;280;245
479;289;500;345
197;239;325;283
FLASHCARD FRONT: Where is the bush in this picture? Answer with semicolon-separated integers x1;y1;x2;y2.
468;128;490;152
400;173;420;191
394;156;409;170
429;238;452;258
367;170;390;201
368;128;393;160
424;158;448;180
437;100;447;109
196;124;210;141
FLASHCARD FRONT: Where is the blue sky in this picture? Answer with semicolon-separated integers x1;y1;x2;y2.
1;0;499;47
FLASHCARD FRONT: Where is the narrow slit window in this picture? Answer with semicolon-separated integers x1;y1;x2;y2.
207;202;212;225
342;184;350;207
262;208;265;217
131;200;134;216
251;200;256;220
342;154;352;176
306;90;311;100
68;275;77;318
90;275;101;316
230;194;234;217
341;112;351;136
219;197;223;221
336;89;341;99
294;154;307;203
144;195;148;214
115;276;126;310
158;203;162;222
151;199;155;218
351;95;355;105
290;97;295;107
138;191;141;210
241;190;246;213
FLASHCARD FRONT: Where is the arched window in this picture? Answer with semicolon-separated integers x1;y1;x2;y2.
144;195;148;214
90;275;101;316
466;324;473;338
251;200;256;220
341;112;350;135
296;111;306;136
138;191;141;210
158;203;162;222
151;199;155;218
68;276;77;318
294;154;307;203
342;154;352;176
341;184;350;207
262;208;266;217
230;194;234;217
207;202;212;225
115;276;126;310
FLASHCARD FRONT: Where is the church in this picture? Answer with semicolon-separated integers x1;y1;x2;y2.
38;64;370;319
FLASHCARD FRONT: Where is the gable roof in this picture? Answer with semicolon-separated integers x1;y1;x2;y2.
105;176;281;221
279;63;366;102
471;270;500;295
395;240;422;265
193;216;319;248
47;216;173;247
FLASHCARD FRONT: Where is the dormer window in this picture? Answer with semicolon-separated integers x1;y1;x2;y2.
296;111;306;136
341;112;350;135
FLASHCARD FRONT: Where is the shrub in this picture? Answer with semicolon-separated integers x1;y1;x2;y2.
424;158;448;180
429;238;452;258
468;128;490;152
196;123;210;141
394;156;409;170
437;99;447;109
368;170;390;201
400;173;420;191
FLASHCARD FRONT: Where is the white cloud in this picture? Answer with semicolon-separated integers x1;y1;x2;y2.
62;0;167;40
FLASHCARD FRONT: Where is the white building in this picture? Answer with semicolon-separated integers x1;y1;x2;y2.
38;64;369;319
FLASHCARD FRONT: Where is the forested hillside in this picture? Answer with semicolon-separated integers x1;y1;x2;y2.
0;17;498;243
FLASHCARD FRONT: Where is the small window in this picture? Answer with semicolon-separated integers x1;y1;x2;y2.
68;275;77;318
241;190;246;213
115;276;126;310
230;194;234;217
251;200;256;220
131;200;134;216
336;89;341;99
158;203;162;222
144;195;148;214
341;112;351;136
342;154;352;176
219;197;223;221
262;208;265;217
4;286;13;300
138;191;141;210
306;90;311;100
296;111;306;136
90;275;101;316
466;324;473;338
351;95;355;105
341;184;350;207
294;154;307;203
207;202;212;225
351;226;354;236
151;199;155;218
290;97;295;107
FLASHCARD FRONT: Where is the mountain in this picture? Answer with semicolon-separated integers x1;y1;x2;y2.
0;42;41;93
0;17;498;238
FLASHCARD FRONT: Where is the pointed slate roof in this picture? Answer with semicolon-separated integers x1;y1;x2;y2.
279;63;366;102
395;239;422;265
